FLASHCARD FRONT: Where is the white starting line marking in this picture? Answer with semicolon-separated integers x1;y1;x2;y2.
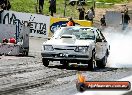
75;75;132;95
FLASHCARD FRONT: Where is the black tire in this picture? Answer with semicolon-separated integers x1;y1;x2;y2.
96;55;107;68
25;51;28;56
87;51;95;71
42;58;49;67
22;51;28;56
60;61;69;68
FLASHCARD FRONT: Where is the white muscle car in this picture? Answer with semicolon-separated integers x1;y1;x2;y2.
41;26;110;70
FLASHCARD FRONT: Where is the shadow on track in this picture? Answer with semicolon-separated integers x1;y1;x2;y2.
48;64;118;72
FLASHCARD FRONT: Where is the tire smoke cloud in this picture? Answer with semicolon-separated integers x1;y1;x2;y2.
103;26;132;68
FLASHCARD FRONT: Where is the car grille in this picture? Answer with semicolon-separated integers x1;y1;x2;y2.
54;48;74;50
54;46;76;51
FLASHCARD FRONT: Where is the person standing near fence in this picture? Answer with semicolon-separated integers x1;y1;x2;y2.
121;5;130;30
0;0;11;23
66;17;75;26
3;0;11;10
85;7;95;23
0;0;11;10
77;7;85;20
0;0;4;23
100;15;106;26
39;0;44;14
122;12;130;30
49;0;56;16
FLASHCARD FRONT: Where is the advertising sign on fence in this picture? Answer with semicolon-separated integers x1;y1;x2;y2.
50;17;92;37
1;10;92;38
1;11;50;38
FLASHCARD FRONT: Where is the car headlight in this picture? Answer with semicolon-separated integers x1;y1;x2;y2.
75;46;89;53
44;45;54;51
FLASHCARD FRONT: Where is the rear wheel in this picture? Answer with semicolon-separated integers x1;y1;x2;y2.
42;58;49;67
96;55;107;68
22;51;28;56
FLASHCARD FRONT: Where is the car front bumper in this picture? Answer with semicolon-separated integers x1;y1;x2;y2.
41;52;91;61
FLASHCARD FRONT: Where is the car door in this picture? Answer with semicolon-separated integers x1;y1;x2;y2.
95;29;107;60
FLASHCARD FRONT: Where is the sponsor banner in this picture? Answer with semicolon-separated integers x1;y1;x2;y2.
84;81;130;90
1;10;50;38
49;17;92;37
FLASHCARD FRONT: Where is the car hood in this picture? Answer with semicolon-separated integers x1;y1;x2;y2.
43;38;95;46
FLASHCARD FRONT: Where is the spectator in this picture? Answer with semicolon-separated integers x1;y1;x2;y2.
121;5;128;14
0;0;4;7
100;15;106;26
90;6;95;17
0;9;3;23
1;0;11;10
66;17;75;26
39;0;44;14
0;0;4;23
122;12;130;30
77;7;85;20
49;0;56;16
85;7;95;23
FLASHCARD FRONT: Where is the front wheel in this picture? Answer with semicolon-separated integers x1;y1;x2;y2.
42;58;49;67
96;55;107;68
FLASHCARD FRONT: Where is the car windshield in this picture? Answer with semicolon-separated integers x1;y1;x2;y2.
53;27;95;40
